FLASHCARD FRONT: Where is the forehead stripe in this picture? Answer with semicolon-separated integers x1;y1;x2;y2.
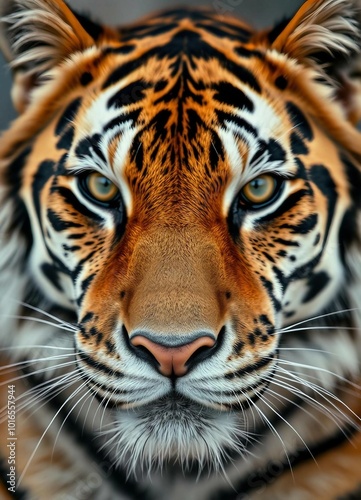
55;97;82;137
102;29;261;92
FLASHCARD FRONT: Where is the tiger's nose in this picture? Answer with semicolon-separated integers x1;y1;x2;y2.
130;333;217;377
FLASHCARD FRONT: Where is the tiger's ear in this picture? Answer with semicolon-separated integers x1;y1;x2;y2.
270;0;361;125
0;0;98;113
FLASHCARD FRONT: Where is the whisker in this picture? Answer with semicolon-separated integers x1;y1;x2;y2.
17;380;89;486
0;345;74;352
3;315;77;332
277;359;361;390
0;371;80;423
268;374;352;432
264;379;332;428
259;391;316;462
277;347;338;355
13;300;77;329
6;371;78;406
0;361;76;387
9;375;80;423
276;367;361;428
248;393;294;477
0;353;74;372
276;367;361;397
281;308;361;332
279;325;360;334
52;386;93;459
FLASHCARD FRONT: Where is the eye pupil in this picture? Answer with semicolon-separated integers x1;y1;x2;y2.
240;174;279;207
82;172;119;204
92;176;111;194
251;178;265;191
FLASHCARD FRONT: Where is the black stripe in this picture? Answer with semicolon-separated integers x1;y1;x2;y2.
235;46;263;59
213;82;254;112
22;368;151;500
216;110;257;136
225;353;276;379
274;237;299;247
77;350;124;378
32;160;55;220
210;425;358;500
108;80;152;108
52;186;104;224
55;98;82;137
302;271;330;303
256;189;310;224
47;208;83;232
286;101;313;142
310;165;337;249
279;214;318;235
103;109;142;133
103;29;260;93
288;249;323;281
260;276;282;312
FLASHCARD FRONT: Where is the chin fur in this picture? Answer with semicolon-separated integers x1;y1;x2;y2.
103;396;251;477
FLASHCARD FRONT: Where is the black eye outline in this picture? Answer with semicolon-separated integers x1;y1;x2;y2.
238;174;285;210
77;171;122;208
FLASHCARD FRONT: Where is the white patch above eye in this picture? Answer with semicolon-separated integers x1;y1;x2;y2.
219;86;293;216
67;80;141;216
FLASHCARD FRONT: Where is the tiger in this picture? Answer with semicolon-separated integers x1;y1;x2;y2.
0;0;361;498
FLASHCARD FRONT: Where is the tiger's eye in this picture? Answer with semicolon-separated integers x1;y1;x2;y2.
241;175;278;206
85;172;119;203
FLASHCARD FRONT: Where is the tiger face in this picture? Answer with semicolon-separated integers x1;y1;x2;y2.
0;0;361;496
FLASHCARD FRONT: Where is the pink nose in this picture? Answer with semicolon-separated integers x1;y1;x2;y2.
131;335;216;376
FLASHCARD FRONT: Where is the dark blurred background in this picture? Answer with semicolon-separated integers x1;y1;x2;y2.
0;0;303;131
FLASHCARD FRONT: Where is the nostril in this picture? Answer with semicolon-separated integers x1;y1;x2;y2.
185;344;213;368
185;328;224;370
131;343;160;370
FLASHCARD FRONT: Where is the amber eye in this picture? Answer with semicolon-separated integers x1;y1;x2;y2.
240;174;280;207
82;172;119;204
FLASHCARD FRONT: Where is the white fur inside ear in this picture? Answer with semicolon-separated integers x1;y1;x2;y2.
273;0;361;66
0;0;92;74
0;0;94;112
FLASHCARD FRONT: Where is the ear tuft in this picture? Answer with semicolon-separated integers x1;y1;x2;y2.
0;0;95;112
271;0;361;124
272;0;361;71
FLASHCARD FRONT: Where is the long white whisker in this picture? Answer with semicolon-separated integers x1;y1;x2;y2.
0;353;74;372
5;370;78;407
52;386;93;459
269;374;352;432
17;380;89;487
248;393;294;476
0;345;74;352
264;379;333;429
277;359;361;390
3;315;77;332
281;308;361;332
279;325;359;334
277;347;338;355
8;374;80;423
0;361;76;387
259;390;315;461
276;366;361;427
13;300;77;328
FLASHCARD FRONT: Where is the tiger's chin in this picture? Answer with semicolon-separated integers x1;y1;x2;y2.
109;395;248;476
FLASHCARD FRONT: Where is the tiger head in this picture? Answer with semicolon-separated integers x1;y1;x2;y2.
0;0;361;475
